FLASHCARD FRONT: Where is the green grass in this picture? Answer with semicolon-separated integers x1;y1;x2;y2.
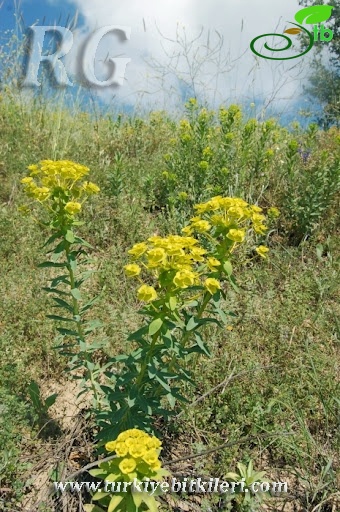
0;83;339;512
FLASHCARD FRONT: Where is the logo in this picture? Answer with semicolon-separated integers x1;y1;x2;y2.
250;5;334;60
21;25;131;88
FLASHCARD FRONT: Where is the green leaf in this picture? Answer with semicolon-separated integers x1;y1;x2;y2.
194;333;211;356
88;469;108;479
148;318;163;336
224;472;241;481
215;307;228;325
80;296;100;314
74;236;94;249
42;287;70;298
28;380;42;410
52;297;74;313
155;374;171;392
50;275;70;287
83;505;106;512
42;232;62;248
108;494;124;512
46;314;74;323
65;230;75;243
71;288;81;300
69;257;77;273
294;5;333;24
223;260;233;276
132;491;143;508
44;393;58;409
169;296;177;311
92;491;111;501
228;275;240;292
105;472;121;482
166;393;176;408
38;261;66;268
56;327;79;336
186;316;199;331
84;319;103;333
185;299;198;308
127;325;148;341
140;494;159;512
50;240;66;262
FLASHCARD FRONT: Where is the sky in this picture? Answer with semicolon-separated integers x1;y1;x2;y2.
0;0;325;122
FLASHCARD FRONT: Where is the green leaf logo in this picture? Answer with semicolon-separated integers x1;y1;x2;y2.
294;5;334;25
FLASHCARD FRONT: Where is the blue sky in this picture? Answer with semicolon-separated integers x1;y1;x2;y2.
1;0;82;31
0;0;327;125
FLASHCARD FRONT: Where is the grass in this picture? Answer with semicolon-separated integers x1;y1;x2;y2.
0;78;339;512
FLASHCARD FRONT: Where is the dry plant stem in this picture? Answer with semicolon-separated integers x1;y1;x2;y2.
65;242;101;410
176;364;276;418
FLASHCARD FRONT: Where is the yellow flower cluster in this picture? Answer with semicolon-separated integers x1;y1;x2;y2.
179;119;192;143
21;160;100;217
105;429;163;475
124;197;273;302
183;196;269;238
125;234;221;301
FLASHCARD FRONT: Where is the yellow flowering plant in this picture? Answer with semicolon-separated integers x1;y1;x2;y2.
20;160;276;447
20;160;104;409
84;429;170;512
99;195;273;439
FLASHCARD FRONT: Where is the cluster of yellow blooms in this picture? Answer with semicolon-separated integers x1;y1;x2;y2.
185;196;266;234
184;196;276;259
125;196;278;302
105;429;163;476
124;233;221;301
20;160;100;217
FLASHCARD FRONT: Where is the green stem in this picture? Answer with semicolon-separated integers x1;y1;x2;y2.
135;332;160;390
154;292;212;398
64;239;101;410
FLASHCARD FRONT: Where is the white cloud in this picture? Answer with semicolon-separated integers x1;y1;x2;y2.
62;0;315;115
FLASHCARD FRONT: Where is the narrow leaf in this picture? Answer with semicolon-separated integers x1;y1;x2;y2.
46;314;74;322
140;494;159;512
155;374;171;392
56;327;79;336
108;494;124;511
194;332;211;356
42;287;70;297
50;275;70;287
92;491;111;501
215;307;228;325
52;297;74;313
38;261;66;268
42;232;61;248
